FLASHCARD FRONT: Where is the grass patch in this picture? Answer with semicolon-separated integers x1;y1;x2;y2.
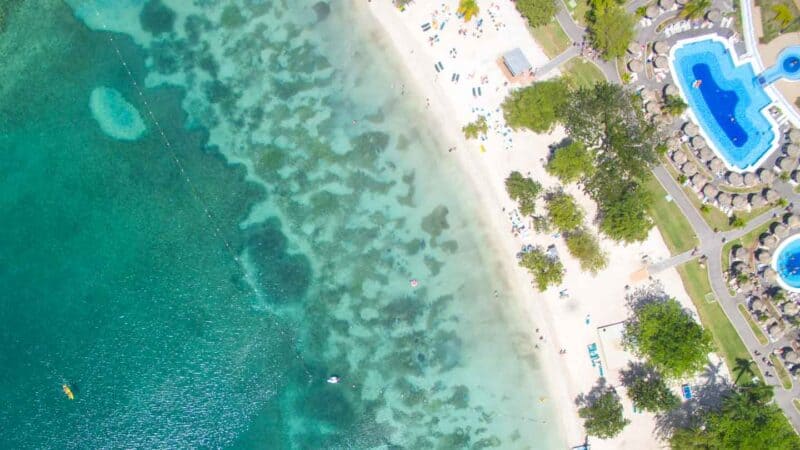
562;57;605;89
566;0;590;26
738;304;770;345
676;261;757;383
644;174;698;255
530;21;570;59
756;0;800;43
793;398;800;412
770;354;793;390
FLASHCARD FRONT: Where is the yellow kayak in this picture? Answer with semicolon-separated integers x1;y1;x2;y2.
62;384;74;400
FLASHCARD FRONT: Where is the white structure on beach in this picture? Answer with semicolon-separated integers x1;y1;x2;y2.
502;48;532;77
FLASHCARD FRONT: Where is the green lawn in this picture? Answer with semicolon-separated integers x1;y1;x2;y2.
794;398;800;412
738;304;770;345
566;0;590;26
562;57;605;89
770;354;793;390
676;261;757;383
644;174;698;255
530;21;570;59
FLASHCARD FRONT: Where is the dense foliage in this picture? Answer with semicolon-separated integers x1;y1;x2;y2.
546;141;593;184
515;0;559;28
679;0;711;20
670;383;800;449
624;298;713;378
578;389;630;438
663;95;688;116
565;229;607;273
586;0;634;59
624;366;680;413
502;79;569;133
546;192;584;232
597;186;653;243
518;248;564;291
462;116;488;139
457;0;480;21
505;171;541;216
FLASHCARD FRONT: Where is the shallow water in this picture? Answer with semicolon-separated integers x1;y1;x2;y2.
0;1;561;448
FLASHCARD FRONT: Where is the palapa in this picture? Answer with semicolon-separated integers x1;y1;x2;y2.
773;223;789;238
702;183;718;198
628;59;644;72
726;171;743;186
790;128;800;143
691;135;707;149
653;41;669;55
708;157;725;173
682;162;698;176
671;150;688;164
776;156;798;172
764;188;779;203
663;83;678;97
683;121;699;137
646;4;659;18
654;55;668;69
706;9;721;22
743;172;757;186
749;193;766;209
785;143;800;157
732;246;748;260
699;147;714;161
760;233;778;248
756;249;771;264
732;194;747;210
785;214;800;228
757;168;775;184
717;191;732;207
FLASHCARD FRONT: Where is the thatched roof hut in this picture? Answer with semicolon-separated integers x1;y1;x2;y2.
646;101;662;115
785;349;800;365
646;4;659;18
764;267;778;283
785;214;800;228
783;302;800;316
717;191;732;207
768;322;781;337
628;41;642;55
749;193;767;209
654;55;669;69
706;9;722;22
667;136;681;151
675;0;687;5
786;143;800;157
761;233;779;248
756;249;772;264
726;171;743;186
776;156;798;172
709;158;725;173
764;188;779;203
699;147;714;161
659;0;675;9
691;135;707;149
732;194;748;210
672;151;688;164
789;128;800;143
682;162;698;176
751;298;766;311
654;41;670;55
732;261;748;273
732;246;748;261
774;223;790;238
743;172;758;186
628;59;644;72
683;122;699;136
793;170;800;184
758;168;775;184
663;84;678;97
702;184;719;198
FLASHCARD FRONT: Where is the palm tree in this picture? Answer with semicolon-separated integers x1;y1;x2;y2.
458;0;480;22
680;0;712;20
771;4;795;31
733;357;756;384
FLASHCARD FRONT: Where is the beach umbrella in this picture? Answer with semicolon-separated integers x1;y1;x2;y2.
732;194;747;210
654;55;669;69
682;162;698;176
761;233;778;248
786;214;800;228
654;41;670;55
785;350;800;365
743;172;757;186
726;171;743;186
628;41;642;55
768;322;780;337
627;59;644;73
764;268;779;283
786;144;800;157
732;246;748;261
699;147;714;161
717;191;732;207
671;150;688;164
774;223;789;238
790;128;800;143
646;101;662;114
702;184;719;198
691;135;707;149
663;83;679;97
784;302;800;316
756;249;772;264
646;4;659;17
764;188;779;203
708;157;725;173
777;156;798;172
706;9;721;22
752;298;766;311
683;121;699;137
659;0;675;9
758;168;776;184
749;193;767;209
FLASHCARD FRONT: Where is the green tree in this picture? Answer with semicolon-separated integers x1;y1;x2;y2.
518;248;564;291
515;0;558;28
679;0;712;20
505;171;541;216
546;141;594;183
578;388;630;438
663;95;687;116
546;192;584;232
458;0;480;21
462;116;488;139
565;229;608;273
623;365;680;413
732;357;757;385
502;79;569;133
624;298;713;378
587;5;635;59
772;4;795;30
598;186;653;243
729;215;746;228
671;382;800;449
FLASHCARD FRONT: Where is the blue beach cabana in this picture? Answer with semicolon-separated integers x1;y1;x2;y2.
502;48;532;77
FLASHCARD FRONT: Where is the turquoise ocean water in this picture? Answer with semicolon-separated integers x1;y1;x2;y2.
0;1;561;448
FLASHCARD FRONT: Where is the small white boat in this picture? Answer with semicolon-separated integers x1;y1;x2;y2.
326;376;340;384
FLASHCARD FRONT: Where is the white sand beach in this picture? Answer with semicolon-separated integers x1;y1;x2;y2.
362;0;724;448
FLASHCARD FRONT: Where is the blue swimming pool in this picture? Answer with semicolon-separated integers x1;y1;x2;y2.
775;235;800;291
671;38;776;171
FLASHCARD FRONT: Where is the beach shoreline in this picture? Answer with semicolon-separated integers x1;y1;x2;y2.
361;1;713;447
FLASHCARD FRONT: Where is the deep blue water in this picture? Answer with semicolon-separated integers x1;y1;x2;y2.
777;237;800;290
692;63;748;147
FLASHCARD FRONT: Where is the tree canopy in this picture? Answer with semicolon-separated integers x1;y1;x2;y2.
587;4;635;59
565;229;608;273
546;192;584;232
457;0;480;21
663;95;687;116
578;388;630;438
546;141;593;184
502;79;569;133
622;364;680;413
463;116;488;139
679;0;711;20
505;171;541;216
624;298;713;378
518;248;564;291
597;185;653;243
670;382;800;449
515;0;559;28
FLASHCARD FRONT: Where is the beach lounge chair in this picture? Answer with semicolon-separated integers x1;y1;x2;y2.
682;384;693;400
